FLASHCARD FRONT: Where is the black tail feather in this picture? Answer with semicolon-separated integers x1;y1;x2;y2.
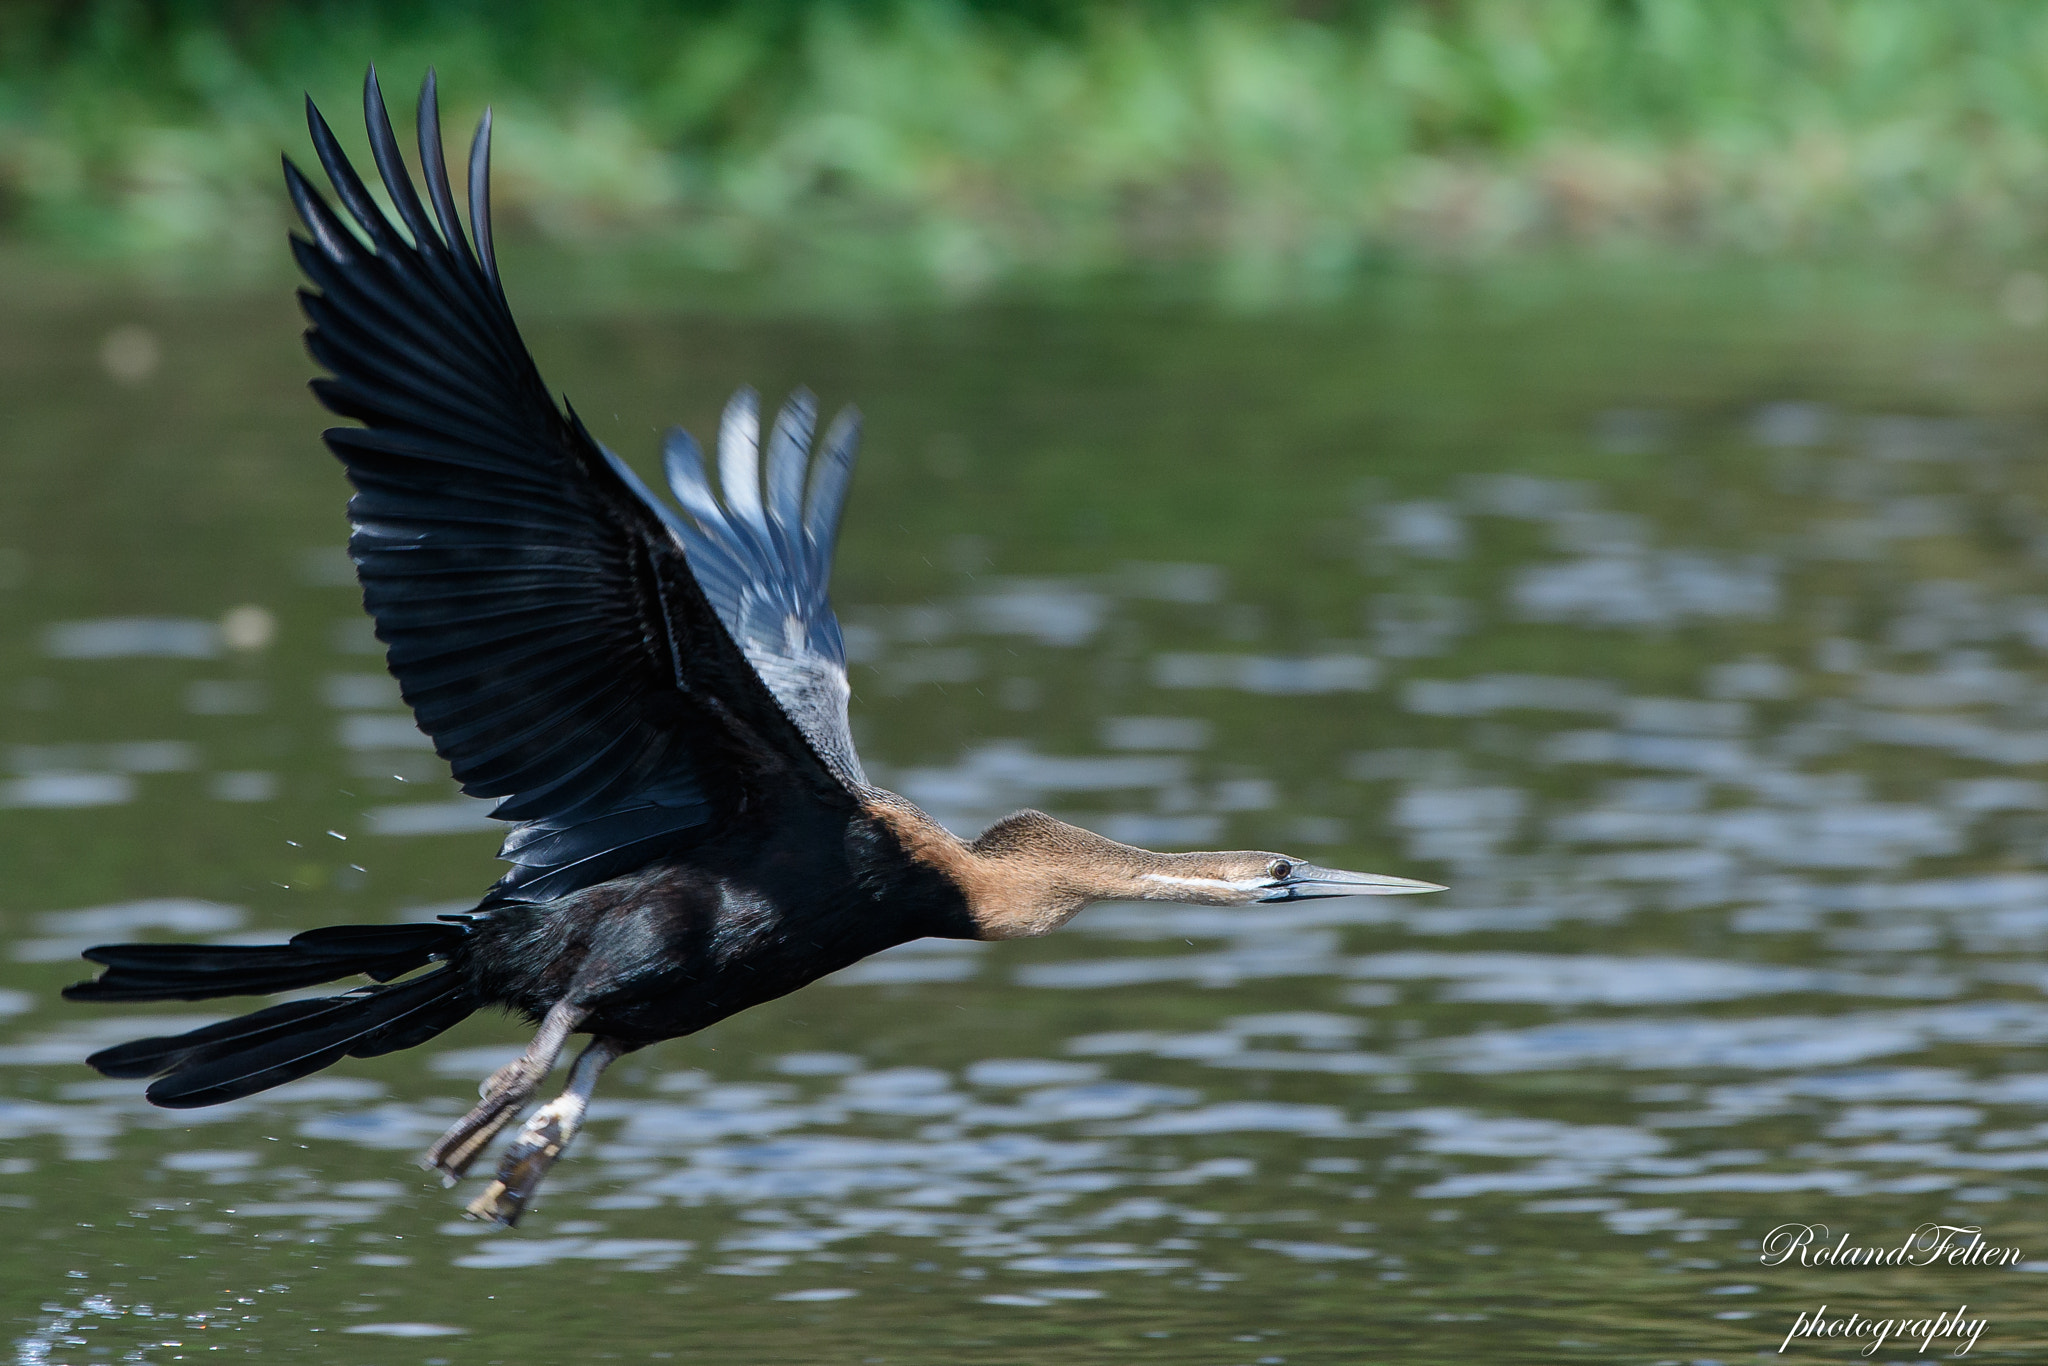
86;997;356;1078
86;968;474;1108
64;921;464;1002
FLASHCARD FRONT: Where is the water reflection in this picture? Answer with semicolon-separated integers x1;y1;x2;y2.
14;291;2048;1361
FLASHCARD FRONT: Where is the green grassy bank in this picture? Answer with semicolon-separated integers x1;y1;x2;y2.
6;0;2048;296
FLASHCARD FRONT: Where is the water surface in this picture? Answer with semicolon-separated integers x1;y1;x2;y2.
7;267;2048;1362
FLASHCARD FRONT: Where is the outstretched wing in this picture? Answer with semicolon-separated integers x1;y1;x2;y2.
290;70;855;903
655;389;866;788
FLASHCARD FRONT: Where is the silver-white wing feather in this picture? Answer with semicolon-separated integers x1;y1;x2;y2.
634;389;866;788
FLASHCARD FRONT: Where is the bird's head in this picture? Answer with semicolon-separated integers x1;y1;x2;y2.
1130;850;1447;906
950;809;1444;938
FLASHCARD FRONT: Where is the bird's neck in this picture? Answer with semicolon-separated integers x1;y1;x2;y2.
865;798;1232;940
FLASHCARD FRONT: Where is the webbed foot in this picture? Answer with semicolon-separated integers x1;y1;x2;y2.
419;1001;586;1184
462;1035;627;1226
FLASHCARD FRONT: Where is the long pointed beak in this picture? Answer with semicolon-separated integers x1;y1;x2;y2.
1259;864;1446;901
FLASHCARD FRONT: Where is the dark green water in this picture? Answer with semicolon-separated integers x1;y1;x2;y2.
8;263;2048;1362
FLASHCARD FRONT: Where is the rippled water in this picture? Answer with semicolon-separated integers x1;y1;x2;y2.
9;269;2048;1361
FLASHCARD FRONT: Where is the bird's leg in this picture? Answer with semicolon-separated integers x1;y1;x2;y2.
466;1034;630;1227
420;1000;587;1185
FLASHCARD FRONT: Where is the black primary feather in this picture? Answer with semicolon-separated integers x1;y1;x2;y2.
286;68;863;903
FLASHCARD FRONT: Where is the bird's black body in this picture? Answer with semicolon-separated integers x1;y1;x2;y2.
72;776;978;1115
460;798;977;1041
67;69;1442;1223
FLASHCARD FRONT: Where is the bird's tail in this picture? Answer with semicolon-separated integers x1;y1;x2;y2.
63;922;463;1002
65;921;476;1109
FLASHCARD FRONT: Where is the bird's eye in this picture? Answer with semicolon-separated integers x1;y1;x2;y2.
1268;859;1293;881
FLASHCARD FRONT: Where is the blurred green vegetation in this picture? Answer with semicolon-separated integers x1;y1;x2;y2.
4;0;2048;295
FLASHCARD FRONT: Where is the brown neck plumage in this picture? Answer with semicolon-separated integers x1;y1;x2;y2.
867;799;1265;940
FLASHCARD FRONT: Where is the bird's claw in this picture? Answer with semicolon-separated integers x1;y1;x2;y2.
420;1081;532;1184
464;1112;567;1226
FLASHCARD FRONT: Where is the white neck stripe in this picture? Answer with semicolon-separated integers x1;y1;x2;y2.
1139;872;1263;893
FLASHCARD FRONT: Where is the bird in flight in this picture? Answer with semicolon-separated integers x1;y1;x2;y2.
66;71;1444;1226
